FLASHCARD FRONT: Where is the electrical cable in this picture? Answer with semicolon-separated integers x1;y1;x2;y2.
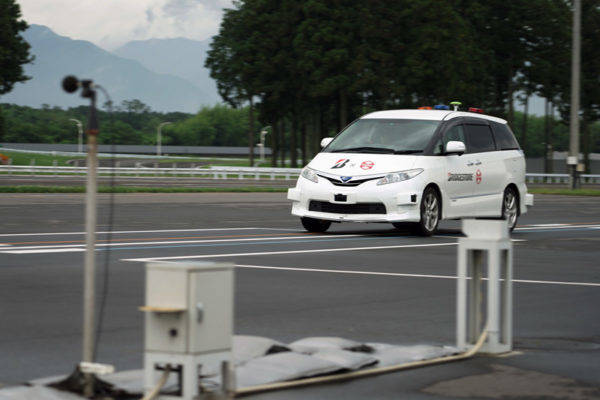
235;325;490;397
92;84;115;362
140;364;172;400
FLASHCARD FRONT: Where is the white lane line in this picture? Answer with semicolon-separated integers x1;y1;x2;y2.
0;227;292;238
235;264;600;288
4;248;86;254
515;224;600;231
122;242;457;262
2;234;362;251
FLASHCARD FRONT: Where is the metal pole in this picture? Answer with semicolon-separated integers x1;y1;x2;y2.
83;91;99;398
569;0;581;189
157;122;172;156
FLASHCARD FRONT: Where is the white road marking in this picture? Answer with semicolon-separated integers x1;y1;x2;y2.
122;242;458;262
515;224;600;231
235;264;600;288
2;234;362;251
0;227;292;238
4;248;85;254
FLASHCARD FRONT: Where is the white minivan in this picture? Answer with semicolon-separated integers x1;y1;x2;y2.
287;109;534;235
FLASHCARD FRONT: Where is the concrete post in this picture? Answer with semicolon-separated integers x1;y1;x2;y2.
457;219;513;354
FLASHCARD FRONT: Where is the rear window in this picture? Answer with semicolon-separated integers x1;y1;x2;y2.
491;122;520;150
465;124;496;153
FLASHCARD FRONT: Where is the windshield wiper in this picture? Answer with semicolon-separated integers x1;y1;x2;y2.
393;149;423;154
330;146;395;154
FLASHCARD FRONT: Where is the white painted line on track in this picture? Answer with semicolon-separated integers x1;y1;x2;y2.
515;224;600;231
235;264;600;288
2;234;363;251
4;248;86;254
0;227;292;238
122;242;458;262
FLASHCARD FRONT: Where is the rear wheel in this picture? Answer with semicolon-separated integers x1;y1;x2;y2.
301;217;331;233
502;186;519;231
412;186;441;236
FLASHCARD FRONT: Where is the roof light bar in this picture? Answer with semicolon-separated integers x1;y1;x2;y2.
434;105;450;110
418;106;432;110
468;107;484;114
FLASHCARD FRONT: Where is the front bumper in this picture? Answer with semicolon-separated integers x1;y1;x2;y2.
287;175;424;223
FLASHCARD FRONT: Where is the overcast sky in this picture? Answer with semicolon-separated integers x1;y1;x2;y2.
18;0;233;49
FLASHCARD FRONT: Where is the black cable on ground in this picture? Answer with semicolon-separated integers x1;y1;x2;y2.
93;85;115;362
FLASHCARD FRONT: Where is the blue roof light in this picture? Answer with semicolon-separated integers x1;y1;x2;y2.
434;104;450;110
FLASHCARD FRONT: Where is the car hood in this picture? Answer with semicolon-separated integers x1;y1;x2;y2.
307;153;419;176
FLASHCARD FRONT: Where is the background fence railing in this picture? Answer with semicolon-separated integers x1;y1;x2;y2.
2;165;600;184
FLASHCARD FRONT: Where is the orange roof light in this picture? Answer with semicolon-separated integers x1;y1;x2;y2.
418;106;432;110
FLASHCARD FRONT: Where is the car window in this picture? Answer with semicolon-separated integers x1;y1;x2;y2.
325;119;440;154
465;124;496;153
433;125;465;155
491;122;520;150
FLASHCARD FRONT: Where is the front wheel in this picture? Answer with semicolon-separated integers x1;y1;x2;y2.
412;186;441;236
301;217;331;233
502;187;519;231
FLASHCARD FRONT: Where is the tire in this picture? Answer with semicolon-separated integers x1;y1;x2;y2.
502;186;519;231
412;186;441;236
301;217;331;233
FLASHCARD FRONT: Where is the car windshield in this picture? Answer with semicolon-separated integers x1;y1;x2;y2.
325;119;440;154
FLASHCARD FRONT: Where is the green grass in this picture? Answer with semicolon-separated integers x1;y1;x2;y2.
0;150;80;166
529;188;600;196
0;185;288;193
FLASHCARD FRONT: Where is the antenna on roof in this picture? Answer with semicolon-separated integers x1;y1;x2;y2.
449;101;462;111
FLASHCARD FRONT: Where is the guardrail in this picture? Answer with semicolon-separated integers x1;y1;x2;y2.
1;165;599;184
0;165;303;180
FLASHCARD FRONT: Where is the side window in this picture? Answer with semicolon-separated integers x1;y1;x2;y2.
465;124;496;153
433;125;465;155
491;122;520;150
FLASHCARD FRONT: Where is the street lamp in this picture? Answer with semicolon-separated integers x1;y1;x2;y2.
69;118;83;153
157;121;172;156
258;126;270;163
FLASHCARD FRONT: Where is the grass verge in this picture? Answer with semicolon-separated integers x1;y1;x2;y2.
0;186;288;193
529;188;600;196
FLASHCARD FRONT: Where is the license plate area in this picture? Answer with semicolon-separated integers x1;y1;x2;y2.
334;194;347;202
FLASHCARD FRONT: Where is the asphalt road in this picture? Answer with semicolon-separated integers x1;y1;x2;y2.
1;193;599;399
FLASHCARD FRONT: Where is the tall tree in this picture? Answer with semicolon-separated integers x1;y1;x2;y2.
0;0;33;140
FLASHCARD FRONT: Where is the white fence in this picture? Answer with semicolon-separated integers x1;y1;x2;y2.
1;165;600;184
0;165;303;180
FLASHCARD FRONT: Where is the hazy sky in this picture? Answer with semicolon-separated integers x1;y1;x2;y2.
17;0;233;49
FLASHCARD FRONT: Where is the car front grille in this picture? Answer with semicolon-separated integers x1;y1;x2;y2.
318;175;382;187
308;200;387;214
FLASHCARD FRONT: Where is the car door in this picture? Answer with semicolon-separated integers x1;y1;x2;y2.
464;122;504;216
439;123;477;218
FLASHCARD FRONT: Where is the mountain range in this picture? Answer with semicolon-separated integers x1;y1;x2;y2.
0;25;220;113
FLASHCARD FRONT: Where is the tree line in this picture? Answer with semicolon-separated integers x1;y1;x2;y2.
0;102;250;147
1;101;597;162
206;0;600;171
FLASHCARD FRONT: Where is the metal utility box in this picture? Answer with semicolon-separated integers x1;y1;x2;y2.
142;261;234;399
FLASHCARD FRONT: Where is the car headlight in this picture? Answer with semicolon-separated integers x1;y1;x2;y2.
301;167;319;183
376;168;423;185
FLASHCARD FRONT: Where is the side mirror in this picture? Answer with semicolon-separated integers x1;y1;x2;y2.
445;141;466;155
320;137;334;148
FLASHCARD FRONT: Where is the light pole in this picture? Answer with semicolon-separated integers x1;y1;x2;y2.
568;0;581;189
157;121;172;156
258;126;270;163
70;118;83;153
